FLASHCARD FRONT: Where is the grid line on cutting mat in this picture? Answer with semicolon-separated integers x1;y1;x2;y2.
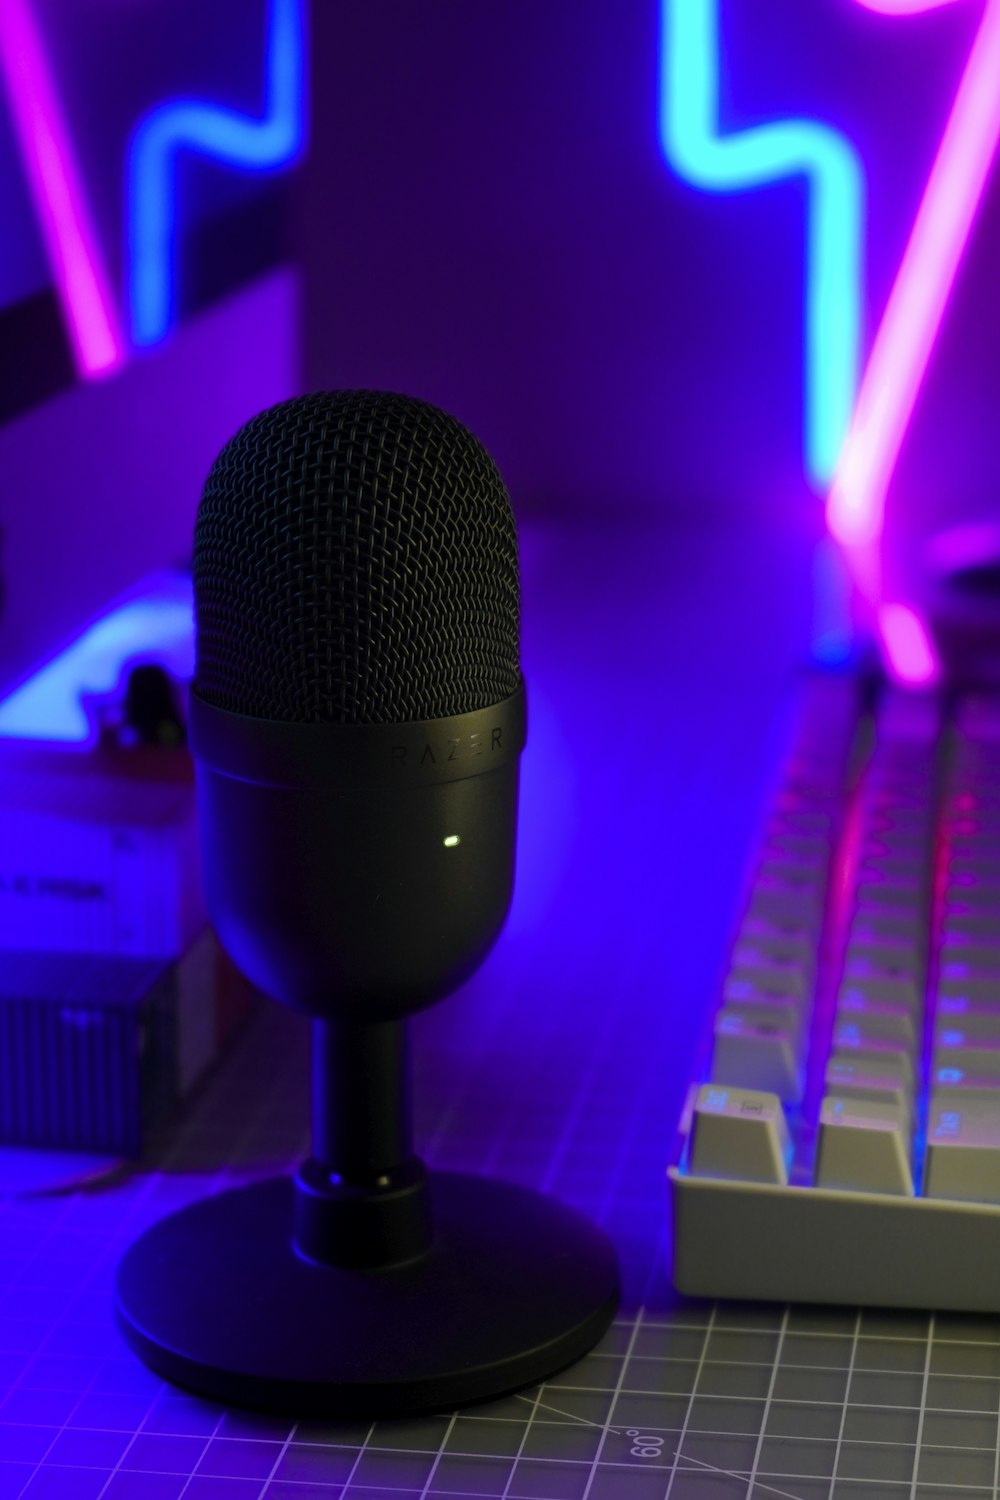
0;948;999;1499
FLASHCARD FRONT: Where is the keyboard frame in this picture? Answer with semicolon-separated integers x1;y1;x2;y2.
670;1119;1000;1312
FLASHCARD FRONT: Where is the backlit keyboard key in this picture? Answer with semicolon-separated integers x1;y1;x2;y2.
764;831;830;862
720;990;803;1038
850;909;925;943
834;1013;918;1061
815;1097;913;1195
941;926;1000;953
844;943;923;981
836;996;917;1047
945;876;1000;905
930;1064;1000;1101
855;880;924;911
829;1040;915;1089
711;1011;803;1102
756;846;827;878
932;1035;1000;1078
950;857;1000;883
924;1100;1000;1204
859;856;924;885
933;999;1000;1043
730;941;813;999
747;878;822;928
770;804;834;837
938;963;1000;995
945;901;1000;932
839;974;922;1014
689;1085;790;1185
671;679;1000;1312
825;1058;912;1119
737;914;816;966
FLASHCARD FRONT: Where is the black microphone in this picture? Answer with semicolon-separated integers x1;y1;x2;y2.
189;388;525;1019
115;391;618;1418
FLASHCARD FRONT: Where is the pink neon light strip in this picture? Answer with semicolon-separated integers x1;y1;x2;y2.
877;601;940;683
860;0;961;14
828;0;1000;545
0;0;126;376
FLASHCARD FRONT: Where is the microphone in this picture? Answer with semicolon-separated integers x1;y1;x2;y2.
189;388;526;1019
115;391;619;1418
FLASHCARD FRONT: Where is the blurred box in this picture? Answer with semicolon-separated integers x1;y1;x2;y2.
0;929;252;1157
0;751;204;958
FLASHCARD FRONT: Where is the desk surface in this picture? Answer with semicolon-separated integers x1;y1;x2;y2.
3;517;999;1499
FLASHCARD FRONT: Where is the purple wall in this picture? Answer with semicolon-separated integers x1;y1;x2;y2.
300;0;999;566
0;271;299;694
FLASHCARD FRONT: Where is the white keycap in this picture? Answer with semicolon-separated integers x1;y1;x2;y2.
938;963;1000;998
738;914;815;965
932;1034;1000;1078
839;973;922;1015
836;994;917;1047
757;855;827;889
944;878;1000;908
951;857;1000;881
711;1011;803;1102
930;1063;1000;1101
728;948;811;1001
949;832;1000;857
720;989;803;1038
747;877;822;929
770;804;834;838
833;1014;918;1068
829;1039;915;1089
863;828;929;856
855;880;925;911
860;851;924;881
824;1058;912;1121
942;910;1000;939
689;1084;790;1185
934;999;1000;1043
851;908;925;942
924;1100;1000;1204
764;830;829;862
815;1097;913;1195
844;941;923;980
940;938;1000;969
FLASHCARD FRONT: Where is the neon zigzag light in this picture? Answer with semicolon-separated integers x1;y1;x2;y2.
658;0;865;487
828;0;1000;546
0;0;305;373
128;0;306;346
0;0;126;377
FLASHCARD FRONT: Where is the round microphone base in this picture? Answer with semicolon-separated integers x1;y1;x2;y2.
114;1170;619;1417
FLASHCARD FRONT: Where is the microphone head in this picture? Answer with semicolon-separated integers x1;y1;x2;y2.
193;390;520;724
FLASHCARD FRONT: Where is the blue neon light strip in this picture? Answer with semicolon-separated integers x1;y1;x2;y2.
0;576;193;744
128;0;306;346
657;0;865;486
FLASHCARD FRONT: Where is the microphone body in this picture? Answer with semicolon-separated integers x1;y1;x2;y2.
190;687;526;1020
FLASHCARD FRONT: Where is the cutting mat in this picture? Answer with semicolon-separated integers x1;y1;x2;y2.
3;519;1000;1497
3;980;1000;1500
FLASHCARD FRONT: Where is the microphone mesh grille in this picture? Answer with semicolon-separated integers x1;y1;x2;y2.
193;391;520;723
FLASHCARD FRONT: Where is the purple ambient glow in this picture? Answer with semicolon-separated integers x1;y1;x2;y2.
829;0;1000;546
0;0;126;376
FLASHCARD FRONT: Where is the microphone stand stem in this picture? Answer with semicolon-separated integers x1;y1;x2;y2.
294;1017;431;1268
311;1016;413;1180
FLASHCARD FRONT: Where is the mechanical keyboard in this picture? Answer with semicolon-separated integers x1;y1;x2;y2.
669;669;1000;1311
